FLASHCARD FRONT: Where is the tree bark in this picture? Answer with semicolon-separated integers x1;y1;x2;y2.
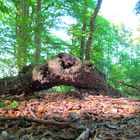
15;0;29;70
0;53;107;95
80;22;87;62
35;0;42;64
85;0;103;61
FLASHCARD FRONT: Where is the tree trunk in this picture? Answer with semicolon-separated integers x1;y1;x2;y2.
15;0;29;70
35;0;42;64
85;0;103;61
0;53;107;95
80;22;86;62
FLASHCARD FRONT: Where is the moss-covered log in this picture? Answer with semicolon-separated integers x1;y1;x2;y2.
0;53;107;94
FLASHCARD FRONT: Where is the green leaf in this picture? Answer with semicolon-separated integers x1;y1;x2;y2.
0;101;5;107
10;100;19;107
6;100;19;108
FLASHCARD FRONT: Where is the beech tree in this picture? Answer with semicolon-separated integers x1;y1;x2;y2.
35;0;42;64
85;0;103;61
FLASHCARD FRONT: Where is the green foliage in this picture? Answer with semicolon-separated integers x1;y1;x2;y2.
6;100;19;108
0;101;5;107
0;0;9;14
0;100;19;108
47;85;76;92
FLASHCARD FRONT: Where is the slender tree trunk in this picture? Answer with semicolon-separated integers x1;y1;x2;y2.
15;0;29;70
20;0;28;66
35;0;42;64
15;2;20;69
80;0;87;62
85;0;103;61
80;22;86;62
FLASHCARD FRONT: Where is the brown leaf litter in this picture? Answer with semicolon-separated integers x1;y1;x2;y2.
0;90;140;140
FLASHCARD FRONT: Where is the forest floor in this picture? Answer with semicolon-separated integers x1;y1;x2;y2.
0;90;140;140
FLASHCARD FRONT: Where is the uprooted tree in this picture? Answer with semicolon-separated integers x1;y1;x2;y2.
0;53;107;95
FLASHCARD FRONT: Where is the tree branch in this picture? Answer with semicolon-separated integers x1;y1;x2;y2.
117;80;140;92
0;116;84;130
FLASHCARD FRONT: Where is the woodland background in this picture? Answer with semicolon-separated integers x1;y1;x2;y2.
0;0;140;97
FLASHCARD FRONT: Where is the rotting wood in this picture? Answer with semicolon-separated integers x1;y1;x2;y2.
0;53;107;95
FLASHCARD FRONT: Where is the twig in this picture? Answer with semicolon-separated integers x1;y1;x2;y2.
0;116;84;130
117;80;140;92
27;101;39;118
76;128;90;140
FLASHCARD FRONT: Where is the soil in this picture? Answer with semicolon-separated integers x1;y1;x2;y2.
0;90;140;140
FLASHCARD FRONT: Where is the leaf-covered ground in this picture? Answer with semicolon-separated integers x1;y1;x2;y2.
0;91;140;140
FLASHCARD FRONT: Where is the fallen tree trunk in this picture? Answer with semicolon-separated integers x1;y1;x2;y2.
0;53;107;95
